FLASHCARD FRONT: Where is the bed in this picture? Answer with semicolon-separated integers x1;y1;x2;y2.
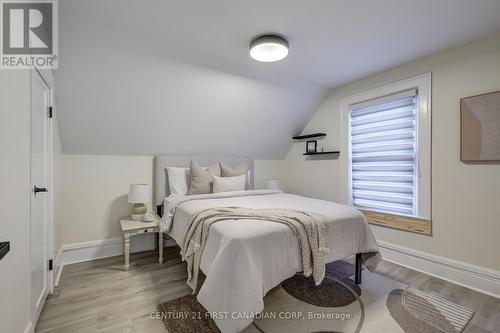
154;155;381;333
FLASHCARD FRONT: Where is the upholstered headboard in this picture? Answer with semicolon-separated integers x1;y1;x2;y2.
154;155;254;207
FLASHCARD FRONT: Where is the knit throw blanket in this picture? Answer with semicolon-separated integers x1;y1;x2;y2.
179;207;330;292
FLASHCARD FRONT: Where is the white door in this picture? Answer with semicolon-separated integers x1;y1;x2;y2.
30;69;50;323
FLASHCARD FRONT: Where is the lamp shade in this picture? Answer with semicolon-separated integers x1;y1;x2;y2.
128;184;150;203
266;179;280;190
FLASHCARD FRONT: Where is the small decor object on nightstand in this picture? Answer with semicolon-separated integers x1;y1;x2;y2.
144;211;156;222
128;184;150;221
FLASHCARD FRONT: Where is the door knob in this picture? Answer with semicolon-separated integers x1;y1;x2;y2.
34;186;48;197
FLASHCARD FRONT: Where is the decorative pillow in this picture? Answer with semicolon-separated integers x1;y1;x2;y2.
166;167;190;196
212;175;246;193
188;161;221;195
220;162;250;188
220;162;248;177
206;163;222;178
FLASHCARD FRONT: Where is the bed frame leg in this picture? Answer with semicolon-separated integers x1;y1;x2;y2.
355;253;362;285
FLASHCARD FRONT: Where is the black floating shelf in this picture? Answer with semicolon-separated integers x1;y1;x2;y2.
303;151;340;156
0;241;10;261
292;133;326;140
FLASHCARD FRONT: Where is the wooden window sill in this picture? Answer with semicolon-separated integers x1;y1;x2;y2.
360;209;432;236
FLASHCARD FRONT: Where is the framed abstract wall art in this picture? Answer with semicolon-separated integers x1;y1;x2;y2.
460;91;500;162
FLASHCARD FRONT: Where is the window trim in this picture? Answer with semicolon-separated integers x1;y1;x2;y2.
340;73;432;228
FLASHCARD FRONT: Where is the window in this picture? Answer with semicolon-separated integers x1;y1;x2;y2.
349;89;418;216
341;73;431;231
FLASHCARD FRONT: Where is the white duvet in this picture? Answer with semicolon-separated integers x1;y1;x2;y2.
161;190;380;333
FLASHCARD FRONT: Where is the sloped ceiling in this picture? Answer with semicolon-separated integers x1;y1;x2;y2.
56;0;500;158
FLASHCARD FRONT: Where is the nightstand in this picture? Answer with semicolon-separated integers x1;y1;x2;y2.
120;217;163;270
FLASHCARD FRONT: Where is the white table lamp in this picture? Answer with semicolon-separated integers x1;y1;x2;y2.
128;184;150;221
266;179;280;190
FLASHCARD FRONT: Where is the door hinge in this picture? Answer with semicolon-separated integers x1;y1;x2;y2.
48;259;53;271
48;106;53;118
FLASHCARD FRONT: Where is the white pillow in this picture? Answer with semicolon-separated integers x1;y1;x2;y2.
166;167;190;196
212;175;246;193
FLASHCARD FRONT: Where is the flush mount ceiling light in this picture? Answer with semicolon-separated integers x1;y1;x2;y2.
249;34;289;62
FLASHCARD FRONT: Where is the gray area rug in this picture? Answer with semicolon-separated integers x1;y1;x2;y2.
159;261;474;333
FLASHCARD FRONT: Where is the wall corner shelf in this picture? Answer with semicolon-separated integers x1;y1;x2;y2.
303;151;340;156
292;133;326;140
293;132;339;157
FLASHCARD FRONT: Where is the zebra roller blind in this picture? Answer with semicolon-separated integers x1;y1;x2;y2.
349;89;418;216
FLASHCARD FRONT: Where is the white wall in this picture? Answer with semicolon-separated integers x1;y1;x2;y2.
55;14;326;159
284;32;500;271
0;70;31;333
59;155;283;245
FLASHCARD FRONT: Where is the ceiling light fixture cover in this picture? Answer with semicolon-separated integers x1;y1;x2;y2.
249;34;289;62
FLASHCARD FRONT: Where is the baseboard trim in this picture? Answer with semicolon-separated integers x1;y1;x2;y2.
378;240;500;299
62;234;177;266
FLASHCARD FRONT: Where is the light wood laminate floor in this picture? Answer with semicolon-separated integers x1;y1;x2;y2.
36;247;500;332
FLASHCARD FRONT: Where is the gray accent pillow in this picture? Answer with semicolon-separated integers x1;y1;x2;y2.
188;161;221;195
220;162;248;177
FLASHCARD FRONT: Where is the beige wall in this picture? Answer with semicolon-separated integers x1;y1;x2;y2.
0;71;31;333
59;155;284;244
60;155;153;244
254;159;286;190
285;33;500;271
